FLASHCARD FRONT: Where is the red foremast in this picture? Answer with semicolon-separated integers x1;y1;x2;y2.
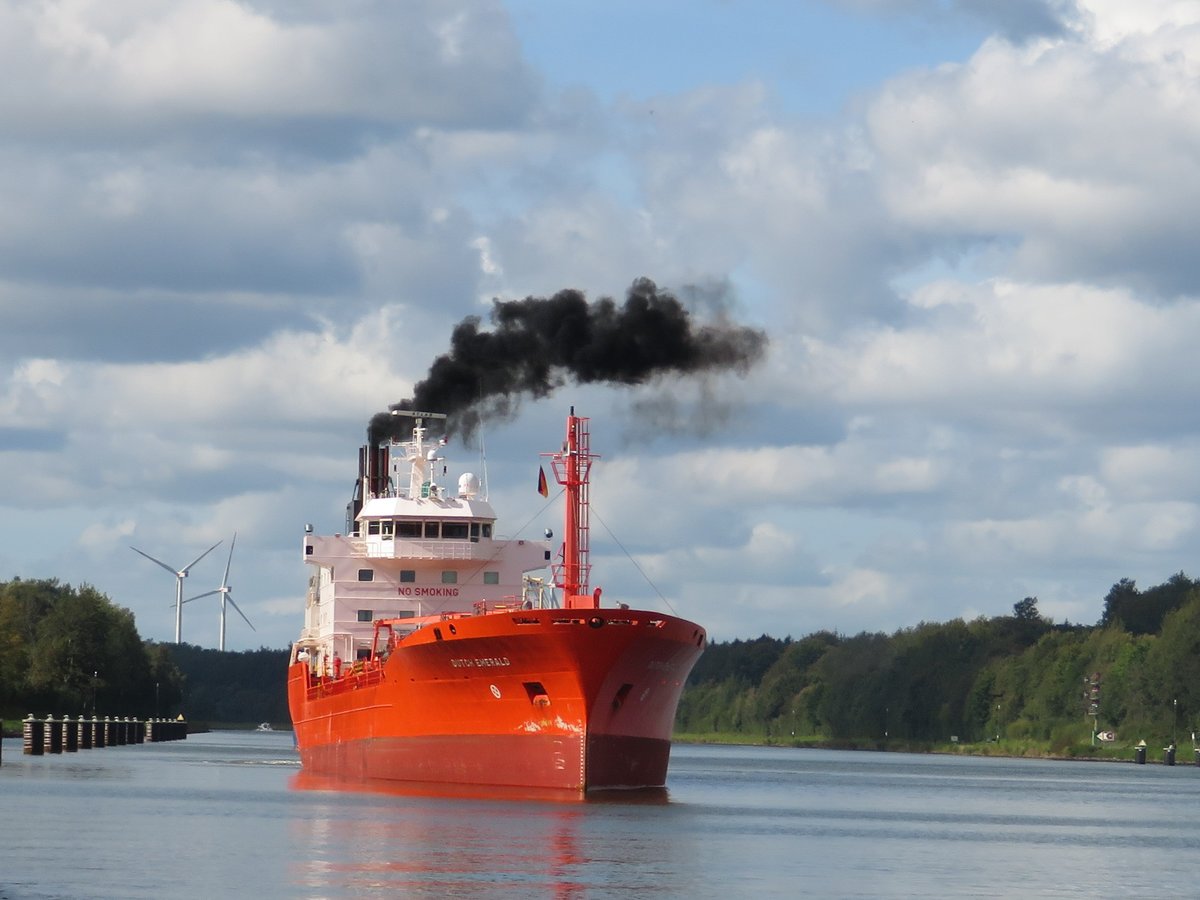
546;408;599;610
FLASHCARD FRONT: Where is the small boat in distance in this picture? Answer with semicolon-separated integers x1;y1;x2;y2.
255;722;274;732
287;408;706;791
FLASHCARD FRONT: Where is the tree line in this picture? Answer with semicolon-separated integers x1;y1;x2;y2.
8;571;1200;747
678;572;1200;752
0;578;287;724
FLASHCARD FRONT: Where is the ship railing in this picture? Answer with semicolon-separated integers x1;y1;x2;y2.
304;655;386;699
473;598;533;615
347;657;385;683
384;611;470;631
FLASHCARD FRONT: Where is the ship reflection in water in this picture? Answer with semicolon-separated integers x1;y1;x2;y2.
288;772;669;896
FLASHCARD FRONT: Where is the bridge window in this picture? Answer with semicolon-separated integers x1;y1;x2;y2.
367;520;381;535
397;521;422;538
482;523;492;538
443;522;469;540
381;520;393;539
424;521;440;538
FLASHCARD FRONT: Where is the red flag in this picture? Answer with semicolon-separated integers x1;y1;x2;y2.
537;466;549;497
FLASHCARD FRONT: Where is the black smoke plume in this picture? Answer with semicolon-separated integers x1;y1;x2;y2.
369;277;767;444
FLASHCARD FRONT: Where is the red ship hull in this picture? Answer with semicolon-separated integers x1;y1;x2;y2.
288;607;704;791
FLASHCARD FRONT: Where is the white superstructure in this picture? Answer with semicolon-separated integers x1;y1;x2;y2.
298;415;553;666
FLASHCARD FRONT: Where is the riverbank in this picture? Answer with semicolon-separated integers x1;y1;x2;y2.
673;731;1191;764
3;719;1184;765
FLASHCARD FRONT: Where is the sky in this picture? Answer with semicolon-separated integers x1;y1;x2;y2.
3;0;1200;650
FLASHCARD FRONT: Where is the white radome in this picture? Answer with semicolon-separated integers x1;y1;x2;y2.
458;472;480;498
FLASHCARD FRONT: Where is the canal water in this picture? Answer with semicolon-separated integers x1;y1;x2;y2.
1;733;1198;898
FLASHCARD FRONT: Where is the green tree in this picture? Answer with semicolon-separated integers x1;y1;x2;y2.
1103;573;1199;635
813;631;893;739
1139;592;1200;737
0;578;183;718
1013;596;1041;621
1101;578;1139;629
755;632;838;725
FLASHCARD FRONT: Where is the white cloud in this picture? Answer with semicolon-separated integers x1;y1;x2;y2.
2;0;535;131
792;279;1200;439
79;518;137;556
1072;0;1200;46
0;306;416;510
1099;444;1200;501
867;16;1200;294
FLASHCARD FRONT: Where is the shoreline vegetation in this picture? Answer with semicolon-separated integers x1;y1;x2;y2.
674;574;1200;763
7;571;1200;764
673;732;1189;764
0;578;289;730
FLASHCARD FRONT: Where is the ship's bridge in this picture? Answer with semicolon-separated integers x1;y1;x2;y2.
352;495;500;560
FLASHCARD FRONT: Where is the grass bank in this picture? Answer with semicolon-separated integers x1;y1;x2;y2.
673;731;1188;764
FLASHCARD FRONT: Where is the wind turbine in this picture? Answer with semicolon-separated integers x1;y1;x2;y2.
185;532;255;651
130;539;223;644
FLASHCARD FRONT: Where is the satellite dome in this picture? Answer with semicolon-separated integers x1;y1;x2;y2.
458;473;480;498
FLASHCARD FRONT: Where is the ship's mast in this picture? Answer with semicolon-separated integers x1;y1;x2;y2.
389;408;447;499
548;408;598;609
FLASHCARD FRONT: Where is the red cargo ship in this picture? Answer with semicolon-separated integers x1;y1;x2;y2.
287;409;705;791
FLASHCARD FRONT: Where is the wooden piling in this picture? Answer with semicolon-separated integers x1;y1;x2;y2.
43;716;63;754
23;715;44;755
62;716;78;752
17;712;186;758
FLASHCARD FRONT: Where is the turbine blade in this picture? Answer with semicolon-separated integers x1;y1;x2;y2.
227;594;256;631
184;590;220;603
221;532;237;587
130;547;179;576
181;540;223;574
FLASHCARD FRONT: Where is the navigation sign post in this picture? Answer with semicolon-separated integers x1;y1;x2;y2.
1083;673;1101;747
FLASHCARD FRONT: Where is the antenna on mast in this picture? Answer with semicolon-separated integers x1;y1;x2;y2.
479;428;489;501
388;408;449;499
388;407;448;426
